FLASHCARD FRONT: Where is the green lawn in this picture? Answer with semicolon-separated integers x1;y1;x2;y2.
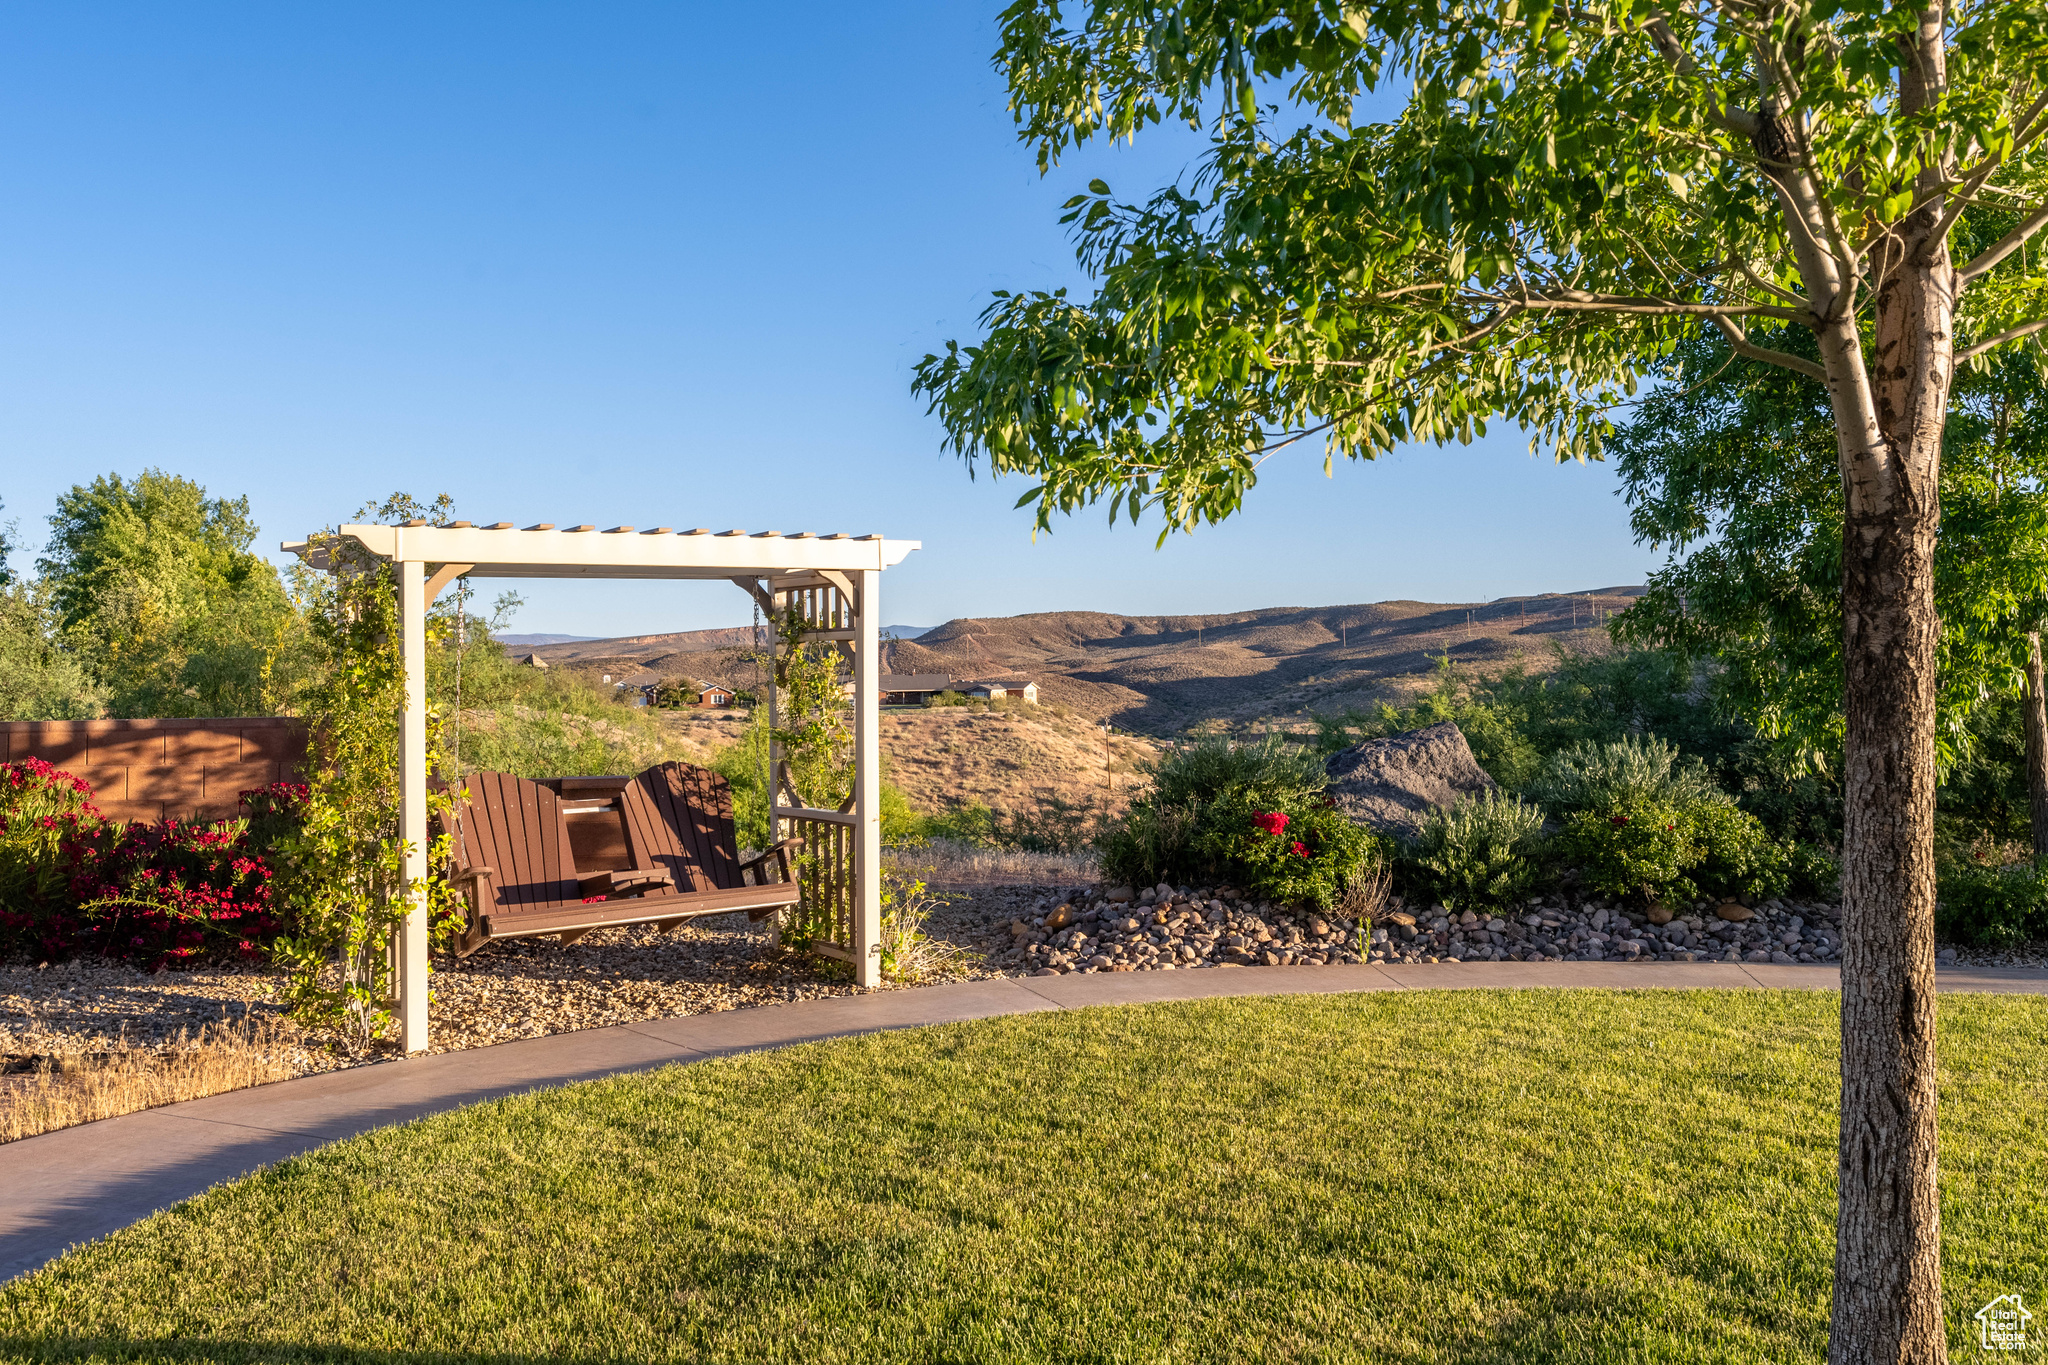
3;990;2044;1363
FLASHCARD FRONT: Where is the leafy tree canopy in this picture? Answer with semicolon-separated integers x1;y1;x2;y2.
37;469;292;717
1612;321;2048;769
915;0;2048;539
0;496;16;588
0;580;105;721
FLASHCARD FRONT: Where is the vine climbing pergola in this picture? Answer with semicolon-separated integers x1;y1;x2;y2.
285;519;921;1053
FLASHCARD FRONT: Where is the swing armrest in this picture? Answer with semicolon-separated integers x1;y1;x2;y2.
738;837;805;884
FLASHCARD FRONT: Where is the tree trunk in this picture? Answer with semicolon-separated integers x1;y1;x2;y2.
1823;54;1955;1350
1832;417;1947;1362
2025;633;2048;860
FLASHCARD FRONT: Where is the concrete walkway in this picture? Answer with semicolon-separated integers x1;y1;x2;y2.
5;959;2044;1283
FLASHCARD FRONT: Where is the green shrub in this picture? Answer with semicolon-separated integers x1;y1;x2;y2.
1556;797;1787;905
453;705;671;779
1689;800;1791;901
1937;860;2048;947
1556;799;1699;904
1098;733;1337;893
1527;736;1724;816
1149;733;1328;811
1402;792;1547;910
1785;841;1841;899
1096;801;1200;888
1193;796;1376;910
706;715;770;850
878;782;923;847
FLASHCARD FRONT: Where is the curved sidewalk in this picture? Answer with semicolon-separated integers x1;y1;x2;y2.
5;959;2045;1282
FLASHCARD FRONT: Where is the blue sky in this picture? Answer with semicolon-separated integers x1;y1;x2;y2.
0;2;1662;637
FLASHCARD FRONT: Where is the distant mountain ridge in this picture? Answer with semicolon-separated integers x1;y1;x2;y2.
527;626;760;661
527;591;1644;729
497;633;601;646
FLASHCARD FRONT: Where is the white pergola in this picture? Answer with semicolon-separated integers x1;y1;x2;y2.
284;520;921;1053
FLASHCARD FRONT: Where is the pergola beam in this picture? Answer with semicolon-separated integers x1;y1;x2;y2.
423;563;474;604
284;524;917;579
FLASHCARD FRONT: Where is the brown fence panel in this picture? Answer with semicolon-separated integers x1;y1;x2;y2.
0;718;309;824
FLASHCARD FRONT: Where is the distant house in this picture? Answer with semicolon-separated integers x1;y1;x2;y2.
872;672;1037;706
691;679;737;707
611;669;661;706
879;673;956;705
650;675;736;708
523;653;550;669
965;679;1038;704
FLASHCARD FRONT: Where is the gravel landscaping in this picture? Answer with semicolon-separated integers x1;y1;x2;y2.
970;880;2048;974
1;889;1014;1083
5;878;2041;1100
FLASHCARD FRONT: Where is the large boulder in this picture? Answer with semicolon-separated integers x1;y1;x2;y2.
1324;721;1498;839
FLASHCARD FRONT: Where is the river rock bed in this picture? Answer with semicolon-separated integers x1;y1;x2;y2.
974;881;2044;973
5;882;2038;1088
2;893;1013;1080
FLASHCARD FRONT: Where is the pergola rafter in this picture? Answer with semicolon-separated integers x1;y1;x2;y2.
285;519;920;1052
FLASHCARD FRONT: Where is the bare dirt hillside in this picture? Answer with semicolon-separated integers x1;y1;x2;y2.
535;627;760;662
896;591;1643;729
551;647;761;696
537;591;1641;732
653;707;1160;816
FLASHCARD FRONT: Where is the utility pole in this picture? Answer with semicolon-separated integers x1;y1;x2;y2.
1102;721;1113;802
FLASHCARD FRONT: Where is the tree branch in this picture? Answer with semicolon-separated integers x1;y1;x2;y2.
1713;314;1828;380
1638;13;1760;136
1958;202;2048;283
1931;90;2048;246
1957;317;2048;364
1505;288;1803;320
1730;256;1808;308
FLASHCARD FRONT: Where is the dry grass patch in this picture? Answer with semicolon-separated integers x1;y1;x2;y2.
894;837;1096;888
1;1014;298;1143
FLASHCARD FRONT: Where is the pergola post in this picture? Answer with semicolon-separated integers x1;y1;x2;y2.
396;552;431;1053
851;567;881;987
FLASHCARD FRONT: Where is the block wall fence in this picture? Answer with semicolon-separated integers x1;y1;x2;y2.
1;718;308;825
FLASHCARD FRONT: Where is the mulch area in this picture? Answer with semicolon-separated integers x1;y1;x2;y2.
4;880;2036;1085
1;886;1050;1079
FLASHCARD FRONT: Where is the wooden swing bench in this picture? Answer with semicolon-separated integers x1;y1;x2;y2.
441;762;803;957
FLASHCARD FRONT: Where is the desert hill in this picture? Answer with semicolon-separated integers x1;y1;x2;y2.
531;626;760;661
531;589;1643;732
651;706;1160;820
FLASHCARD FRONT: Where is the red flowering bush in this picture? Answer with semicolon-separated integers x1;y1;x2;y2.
240;780;310;856
1195;796;1374;910
63;816;286;970
0;766;302;969
0;759;106;959
1097;734;1375;905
